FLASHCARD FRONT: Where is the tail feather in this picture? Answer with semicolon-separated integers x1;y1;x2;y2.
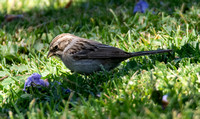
130;49;172;57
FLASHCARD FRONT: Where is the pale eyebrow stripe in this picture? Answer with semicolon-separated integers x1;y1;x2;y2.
56;35;73;43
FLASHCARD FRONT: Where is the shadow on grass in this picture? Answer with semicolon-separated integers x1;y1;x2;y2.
170;43;200;68
0;52;174;117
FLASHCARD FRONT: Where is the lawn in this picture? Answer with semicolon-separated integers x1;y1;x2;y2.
1;0;200;118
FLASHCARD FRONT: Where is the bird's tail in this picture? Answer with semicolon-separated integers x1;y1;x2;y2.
130;49;172;57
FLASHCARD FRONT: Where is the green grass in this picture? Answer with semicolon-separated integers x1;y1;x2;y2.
1;0;200;118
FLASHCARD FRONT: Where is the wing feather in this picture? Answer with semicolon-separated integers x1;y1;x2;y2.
71;40;131;59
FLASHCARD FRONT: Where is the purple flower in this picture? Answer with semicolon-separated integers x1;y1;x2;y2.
23;73;71;94
23;73;49;92
133;0;149;13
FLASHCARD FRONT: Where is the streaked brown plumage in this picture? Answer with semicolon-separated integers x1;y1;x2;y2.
48;33;172;74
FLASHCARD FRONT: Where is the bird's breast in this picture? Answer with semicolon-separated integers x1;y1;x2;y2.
61;56;103;74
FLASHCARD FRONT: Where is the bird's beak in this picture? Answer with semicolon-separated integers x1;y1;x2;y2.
47;52;54;58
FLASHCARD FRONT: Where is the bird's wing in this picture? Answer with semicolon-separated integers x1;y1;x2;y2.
69;40;131;59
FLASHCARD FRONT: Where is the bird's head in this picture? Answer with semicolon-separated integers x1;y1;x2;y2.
47;33;75;58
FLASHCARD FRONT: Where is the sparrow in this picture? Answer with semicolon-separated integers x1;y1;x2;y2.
47;33;172;74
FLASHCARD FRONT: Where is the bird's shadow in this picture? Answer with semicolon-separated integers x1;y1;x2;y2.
56;50;174;98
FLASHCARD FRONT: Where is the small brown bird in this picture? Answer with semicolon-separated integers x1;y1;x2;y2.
47;33;172;74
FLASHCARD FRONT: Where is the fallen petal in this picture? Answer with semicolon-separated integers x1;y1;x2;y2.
23;73;48;92
162;94;169;109
133;0;149;13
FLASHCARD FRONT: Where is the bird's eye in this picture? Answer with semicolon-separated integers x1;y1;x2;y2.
54;45;58;50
